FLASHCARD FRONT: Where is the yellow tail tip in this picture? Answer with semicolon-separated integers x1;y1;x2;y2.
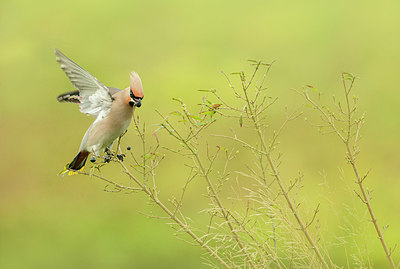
58;164;85;177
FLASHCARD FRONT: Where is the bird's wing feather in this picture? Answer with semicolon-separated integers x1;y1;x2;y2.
55;49;113;117
57;90;81;103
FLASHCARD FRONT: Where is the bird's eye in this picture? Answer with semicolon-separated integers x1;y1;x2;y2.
130;89;135;99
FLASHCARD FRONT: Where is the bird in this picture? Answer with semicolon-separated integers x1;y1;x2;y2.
55;48;144;175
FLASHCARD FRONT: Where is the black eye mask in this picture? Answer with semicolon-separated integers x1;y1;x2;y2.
129;89;143;107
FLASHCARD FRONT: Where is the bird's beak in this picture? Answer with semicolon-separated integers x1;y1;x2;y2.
129;98;141;108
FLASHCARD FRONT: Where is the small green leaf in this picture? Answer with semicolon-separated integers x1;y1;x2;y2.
342;72;356;81
172;98;182;103
153;126;165;133
306;85;319;93
239;115;243;127
189;115;202;121
144;153;155;160
201;110;215;116
169;111;181;116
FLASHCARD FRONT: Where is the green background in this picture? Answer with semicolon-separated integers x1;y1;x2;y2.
1;0;400;268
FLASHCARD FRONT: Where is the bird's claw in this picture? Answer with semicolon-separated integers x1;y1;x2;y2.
105;147;113;156
116;154;126;162
104;155;111;163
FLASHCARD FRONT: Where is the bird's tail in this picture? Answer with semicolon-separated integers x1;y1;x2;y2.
60;151;89;177
69;151;89;170
57;90;80;103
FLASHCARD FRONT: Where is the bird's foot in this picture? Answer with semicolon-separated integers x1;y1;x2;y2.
104;154;113;163
105;147;114;156
103;147;115;163
116;154;126;162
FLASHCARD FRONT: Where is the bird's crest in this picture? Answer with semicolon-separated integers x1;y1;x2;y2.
130;71;144;98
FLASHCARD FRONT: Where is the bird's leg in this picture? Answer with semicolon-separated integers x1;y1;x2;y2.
104;155;111;163
105;140;115;154
105;147;113;155
104;147;113;163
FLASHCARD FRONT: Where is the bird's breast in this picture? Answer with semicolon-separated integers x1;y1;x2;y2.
85;107;134;151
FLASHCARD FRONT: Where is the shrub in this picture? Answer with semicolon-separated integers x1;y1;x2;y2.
79;61;396;268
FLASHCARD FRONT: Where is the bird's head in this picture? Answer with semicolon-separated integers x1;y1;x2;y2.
128;71;144;108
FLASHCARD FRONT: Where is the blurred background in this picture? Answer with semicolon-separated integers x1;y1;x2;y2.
1;0;400;268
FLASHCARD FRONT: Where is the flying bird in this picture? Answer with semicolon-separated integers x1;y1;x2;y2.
55;49;143;175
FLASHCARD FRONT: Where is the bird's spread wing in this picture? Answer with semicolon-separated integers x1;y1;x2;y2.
55;48;113;118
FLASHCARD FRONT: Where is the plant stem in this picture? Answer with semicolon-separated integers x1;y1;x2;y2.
118;160;234;269
345;144;395;268
182;139;258;268
301;74;396;268
240;63;329;268
342;76;395;268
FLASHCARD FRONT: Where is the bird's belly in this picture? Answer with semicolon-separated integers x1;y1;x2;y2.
102;120;130;146
85;117;132;154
